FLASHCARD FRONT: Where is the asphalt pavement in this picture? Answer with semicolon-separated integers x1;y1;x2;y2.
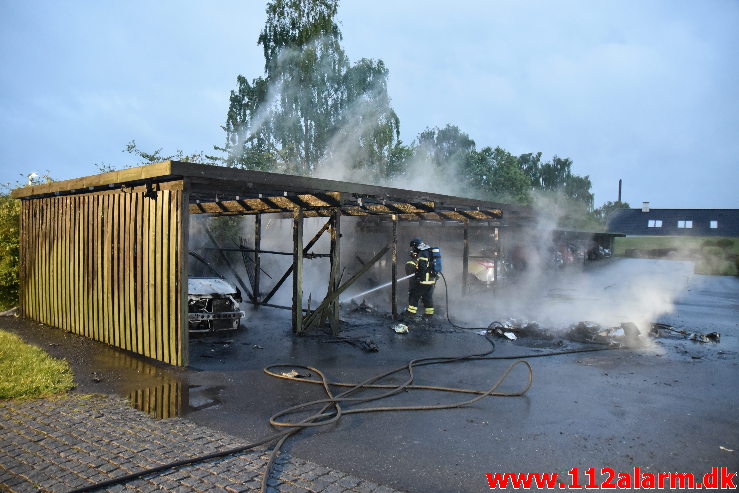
2;258;738;492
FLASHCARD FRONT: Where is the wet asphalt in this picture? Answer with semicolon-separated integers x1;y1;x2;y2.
4;258;738;492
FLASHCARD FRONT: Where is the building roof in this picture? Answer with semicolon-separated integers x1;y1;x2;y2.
12;161;534;225
607;208;739;237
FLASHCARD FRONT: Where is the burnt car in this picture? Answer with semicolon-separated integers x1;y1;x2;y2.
187;277;245;334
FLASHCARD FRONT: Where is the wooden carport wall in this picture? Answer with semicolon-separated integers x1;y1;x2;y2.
13;161;518;367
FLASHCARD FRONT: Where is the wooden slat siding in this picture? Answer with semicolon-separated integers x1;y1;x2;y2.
47;198;55;325
66;196;74;331
79;196;87;336
178;184;189;366
92;194;100;342
160;190;170;363
43;198;51;325
135;191;144;354
154;191;164;361
148;194;157;359
116;192;125;348
127;193;135;352
61;196;68;328
20;201;28;317
30;200;37;320
39;200;45;322
124;192;133;351
110;193;118;346
64;197;71;331
73;196;81;334
55;196;62;327
114;194;123;348
101;194;110;344
95;193;102;339
44;199;52;325
85;195;94;339
96;194;104;341
47;197;56;327
19;187;187;366
30;201;38;319
33;201;41;321
168;191;178;363
23;200;30;318
35;200;42;322
141;193;150;358
51;197;59;328
108;193;116;345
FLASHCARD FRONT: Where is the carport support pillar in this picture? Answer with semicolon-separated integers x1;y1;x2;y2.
254;214;261;309
462;219;470;296
328;209;341;335
292;208;304;334
493;226;500;282
391;215;398;319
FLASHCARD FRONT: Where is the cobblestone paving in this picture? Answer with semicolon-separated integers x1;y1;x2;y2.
0;395;402;493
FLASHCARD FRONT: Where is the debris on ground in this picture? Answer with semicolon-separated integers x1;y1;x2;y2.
280;369;311;378
321;336;379;352
348;299;376;313
487;319;551;340
392;323;409;334
0;307;19;317
651;323;720;343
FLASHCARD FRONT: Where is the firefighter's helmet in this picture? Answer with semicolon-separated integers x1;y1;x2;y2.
409;238;422;249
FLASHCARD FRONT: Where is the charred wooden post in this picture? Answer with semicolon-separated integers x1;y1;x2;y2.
292;208;304;334
178;179;190;366
254;214;261;309
302;244;390;329
261;218;331;305
204;228;255;304
328;209;341;334
493;226;500;282
391;214;398;319
462;219;470;296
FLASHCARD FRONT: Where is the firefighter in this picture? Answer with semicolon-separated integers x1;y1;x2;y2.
403;238;437;320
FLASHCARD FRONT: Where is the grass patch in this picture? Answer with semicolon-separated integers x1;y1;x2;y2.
613;236;739;256
0;329;74;399
613;236;738;276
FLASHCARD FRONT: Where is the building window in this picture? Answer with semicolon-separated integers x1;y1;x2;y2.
710;220;718;229
648;219;662;228
677;220;693;229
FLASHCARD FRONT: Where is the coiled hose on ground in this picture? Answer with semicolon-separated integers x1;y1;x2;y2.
68;274;622;493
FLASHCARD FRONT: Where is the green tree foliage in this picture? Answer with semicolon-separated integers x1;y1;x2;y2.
591;200;630;224
0;173;53;310
219;0;402;178
0;191;20;310
95;140;216;173
464;146;530;203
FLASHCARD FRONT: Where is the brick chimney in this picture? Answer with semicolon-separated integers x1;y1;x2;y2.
642;201;650;212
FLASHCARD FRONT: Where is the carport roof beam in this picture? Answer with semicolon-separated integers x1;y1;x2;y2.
12;161;529;224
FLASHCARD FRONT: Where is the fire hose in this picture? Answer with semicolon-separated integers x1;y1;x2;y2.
68;276;623;493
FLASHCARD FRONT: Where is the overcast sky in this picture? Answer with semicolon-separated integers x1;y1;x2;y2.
1;0;737;208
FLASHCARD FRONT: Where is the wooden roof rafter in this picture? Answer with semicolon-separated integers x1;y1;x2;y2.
13;160;532;224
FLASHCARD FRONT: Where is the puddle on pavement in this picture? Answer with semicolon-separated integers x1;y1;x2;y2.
128;384;224;419
89;342;224;419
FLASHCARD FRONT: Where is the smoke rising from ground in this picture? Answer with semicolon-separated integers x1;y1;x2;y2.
213;39;694;335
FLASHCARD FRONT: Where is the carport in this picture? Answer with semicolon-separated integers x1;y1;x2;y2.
12;161;527;366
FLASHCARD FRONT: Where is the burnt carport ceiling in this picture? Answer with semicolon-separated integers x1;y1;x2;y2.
13;160;531;224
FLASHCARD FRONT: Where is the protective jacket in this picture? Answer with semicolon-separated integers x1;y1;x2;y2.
405;248;437;285
404;246;436;316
